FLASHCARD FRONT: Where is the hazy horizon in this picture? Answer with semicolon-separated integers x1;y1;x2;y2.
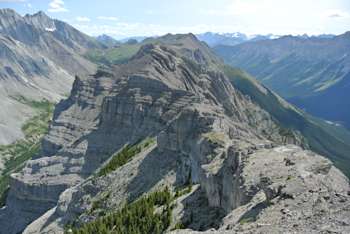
1;0;350;39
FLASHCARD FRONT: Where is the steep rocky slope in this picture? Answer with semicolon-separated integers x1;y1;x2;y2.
214;32;350;129
1;34;350;234
83;35;350;175
0;34;72;144
223;66;350;177
0;9;100;145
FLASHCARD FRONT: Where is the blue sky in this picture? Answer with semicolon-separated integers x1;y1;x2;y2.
1;0;350;39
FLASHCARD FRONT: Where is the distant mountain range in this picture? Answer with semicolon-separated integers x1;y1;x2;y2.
196;32;279;46
96;34;120;47
119;36;148;43
97;32;337;48
96;34;148;46
0;8;101;144
196;32;336;47
214;32;350;129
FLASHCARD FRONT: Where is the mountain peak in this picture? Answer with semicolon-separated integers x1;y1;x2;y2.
24;10;51;22
0;8;22;19
97;34;111;39
30;10;49;18
161;33;198;41
0;8;16;14
343;31;350;37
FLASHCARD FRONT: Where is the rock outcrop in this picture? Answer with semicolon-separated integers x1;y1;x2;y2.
171;145;350;234
1;33;349;234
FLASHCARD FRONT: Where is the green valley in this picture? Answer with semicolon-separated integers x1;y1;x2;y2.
0;97;54;206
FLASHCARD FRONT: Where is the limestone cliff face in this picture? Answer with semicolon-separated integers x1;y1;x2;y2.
171;145;350;234
1;34;349;234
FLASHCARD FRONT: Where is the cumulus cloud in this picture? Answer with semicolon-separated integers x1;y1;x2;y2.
48;0;68;13
97;16;119;21
76;16;90;22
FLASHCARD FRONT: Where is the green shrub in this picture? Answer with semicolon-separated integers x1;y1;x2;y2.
172;222;186;230
174;184;192;199
98;137;155;177
239;217;254;225
67;187;173;234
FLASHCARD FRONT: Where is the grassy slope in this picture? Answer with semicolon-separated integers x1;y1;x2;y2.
0;97;54;206
223;65;350;177
85;44;141;65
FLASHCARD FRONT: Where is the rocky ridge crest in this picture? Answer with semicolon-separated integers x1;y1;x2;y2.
0;34;349;234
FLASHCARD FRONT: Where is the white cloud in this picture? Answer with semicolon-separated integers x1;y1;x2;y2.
72;21;244;39
97;16;118;21
197;0;350;35
76;16;90;22
61;0;350;37
325;9;350;18
200;0;262;16
48;0;68;13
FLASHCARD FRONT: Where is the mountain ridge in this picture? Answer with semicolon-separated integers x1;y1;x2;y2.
0;32;349;234
196;31;337;47
0;8;102;144
214;31;350;129
0;9;350;234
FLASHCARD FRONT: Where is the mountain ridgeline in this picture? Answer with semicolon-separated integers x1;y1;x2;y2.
96;34;121;47
0;9;350;234
0;8;102;145
214;32;350;130
0;28;349;234
196;32;281;47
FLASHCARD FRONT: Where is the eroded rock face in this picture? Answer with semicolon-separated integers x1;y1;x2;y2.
2;34;349;234
219;145;350;234
171;145;350;234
